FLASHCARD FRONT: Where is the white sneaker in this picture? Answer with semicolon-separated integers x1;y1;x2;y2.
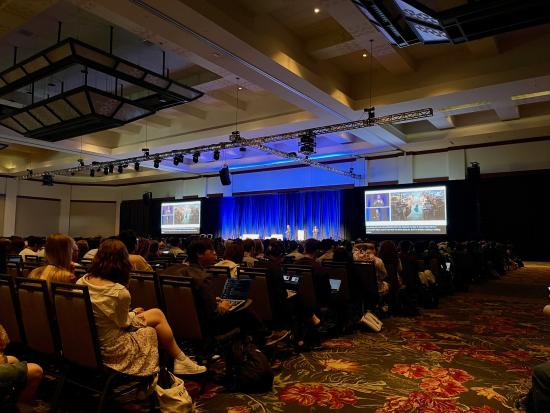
173;356;207;375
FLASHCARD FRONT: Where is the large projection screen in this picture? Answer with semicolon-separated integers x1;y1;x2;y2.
161;200;201;234
364;186;447;235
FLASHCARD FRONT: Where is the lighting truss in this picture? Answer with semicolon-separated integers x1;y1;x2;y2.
0;37;203;141
22;107;432;180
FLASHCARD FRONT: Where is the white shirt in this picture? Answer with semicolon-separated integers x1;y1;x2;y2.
83;249;98;260
19;248;37;261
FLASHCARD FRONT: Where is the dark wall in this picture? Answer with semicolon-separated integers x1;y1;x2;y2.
119;170;550;260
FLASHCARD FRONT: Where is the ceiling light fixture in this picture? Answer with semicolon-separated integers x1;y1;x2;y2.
314;8;320;14
0;25;202;142
117;164;123;173
192;151;200;163
90;169;95;177
153;157;161;168
108;164;114;174
103;166;109;175
134;162;140;171
213;149;220;161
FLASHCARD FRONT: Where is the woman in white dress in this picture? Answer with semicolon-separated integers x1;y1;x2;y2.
77;239;205;376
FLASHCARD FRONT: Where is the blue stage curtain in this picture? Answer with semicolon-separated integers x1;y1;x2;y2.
220;190;344;239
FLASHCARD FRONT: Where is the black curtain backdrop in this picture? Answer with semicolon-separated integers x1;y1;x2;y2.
118;171;550;260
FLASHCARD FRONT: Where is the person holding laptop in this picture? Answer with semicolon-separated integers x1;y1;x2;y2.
161;239;289;346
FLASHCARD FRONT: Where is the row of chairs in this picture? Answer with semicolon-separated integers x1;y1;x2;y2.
0;275;154;412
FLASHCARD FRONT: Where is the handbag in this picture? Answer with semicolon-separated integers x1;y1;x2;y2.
155;368;194;413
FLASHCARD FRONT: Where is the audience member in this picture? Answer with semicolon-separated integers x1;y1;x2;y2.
18;236;39;262
161;239;288;346
286;240;304;260
215;242;244;278
118;230;153;272
168;237;185;257
0;325;44;411
137;238;151;259
76;239;205;376
76;239;90;260
147;240;161;261
242;239;257;268
29;234;76;285
6;237;24;256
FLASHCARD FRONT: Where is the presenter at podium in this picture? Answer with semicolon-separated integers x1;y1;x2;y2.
285;224;292;240
312;225;319;239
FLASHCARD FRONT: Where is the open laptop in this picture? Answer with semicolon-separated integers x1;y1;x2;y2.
283;274;302;289
329;278;342;293
220;278;252;311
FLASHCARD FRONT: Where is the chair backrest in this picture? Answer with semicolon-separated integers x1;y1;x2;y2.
0;275;25;344
285;266;317;309
51;282;102;370
321;260;348;269
324;266;351;300
242;272;273;322
15;277;58;357
237;267;268;279
128;271;161;310
351;262;379;309
20;262;41;277
175;253;188;262
159;276;203;341
206;266;230;298
24;255;39;263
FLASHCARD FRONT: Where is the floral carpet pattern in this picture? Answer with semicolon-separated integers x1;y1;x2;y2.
191;263;550;413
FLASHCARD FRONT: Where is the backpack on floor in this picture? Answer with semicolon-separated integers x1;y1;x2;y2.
227;336;274;393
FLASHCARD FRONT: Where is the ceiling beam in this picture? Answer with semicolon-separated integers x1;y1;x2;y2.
428;116;455;129
493;104;520;121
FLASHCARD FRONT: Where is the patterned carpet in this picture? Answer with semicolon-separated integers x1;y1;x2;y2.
188;262;550;413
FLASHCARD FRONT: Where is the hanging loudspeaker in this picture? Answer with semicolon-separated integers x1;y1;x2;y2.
467;162;480;182
219;165;231;186
143;191;152;204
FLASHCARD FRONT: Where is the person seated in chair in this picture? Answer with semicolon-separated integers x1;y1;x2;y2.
215;242;244;278
18;236;40;262
29;233;77;285
0;325;44;412
77;239;205;376
161;239;289;347
118;230;153;273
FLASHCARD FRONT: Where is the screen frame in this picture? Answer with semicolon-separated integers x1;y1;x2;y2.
363;183;448;236
160;200;202;235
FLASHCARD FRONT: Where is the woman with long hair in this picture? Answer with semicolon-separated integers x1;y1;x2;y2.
76;239;205;376
28;234;76;284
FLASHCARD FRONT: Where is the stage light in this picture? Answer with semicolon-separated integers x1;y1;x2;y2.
362;53;367;58
90;169;95;177
142;148;150;158
314;7;320;14
173;154;183;166
153;157;161;168
70;171;75;176
192;151;200;163
103;166;109;175
239;147;246;152
299;132;316;155
134;162;140;171
108;164;114;173
118;164;123;173
213;149;220;161
77;158;85;167
26;169;33;177
42;174;53;186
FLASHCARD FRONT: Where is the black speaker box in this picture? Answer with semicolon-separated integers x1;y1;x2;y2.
467;164;480;182
143;192;153;204
219;165;231;186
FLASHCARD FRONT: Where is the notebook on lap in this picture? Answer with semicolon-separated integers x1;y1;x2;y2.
220;278;252;311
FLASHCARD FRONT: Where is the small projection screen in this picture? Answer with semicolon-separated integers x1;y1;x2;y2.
160;200;201;234
364;185;447;235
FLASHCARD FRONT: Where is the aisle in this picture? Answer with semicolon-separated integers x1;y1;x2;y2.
194;263;550;413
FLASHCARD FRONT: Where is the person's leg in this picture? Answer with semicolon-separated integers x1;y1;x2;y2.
139;308;206;374
139;308;181;359
532;362;550;413
18;363;43;402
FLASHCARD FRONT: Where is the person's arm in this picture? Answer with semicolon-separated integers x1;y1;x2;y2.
114;289;133;328
135;255;154;272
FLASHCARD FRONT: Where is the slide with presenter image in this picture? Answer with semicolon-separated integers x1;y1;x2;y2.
364;186;447;234
161;200;201;234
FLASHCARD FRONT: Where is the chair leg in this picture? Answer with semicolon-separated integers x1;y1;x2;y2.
50;372;67;413
96;373;116;413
